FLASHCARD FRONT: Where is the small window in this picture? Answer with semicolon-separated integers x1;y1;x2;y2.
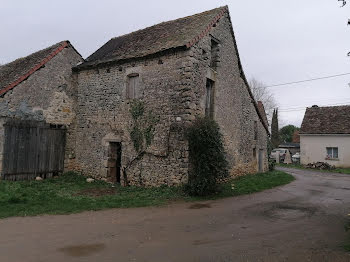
205;79;215;118
127;74;140;99
254;121;258;140
326;147;338;159
253;148;256;159
210;39;219;69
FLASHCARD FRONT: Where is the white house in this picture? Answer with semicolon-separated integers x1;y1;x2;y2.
300;105;350;168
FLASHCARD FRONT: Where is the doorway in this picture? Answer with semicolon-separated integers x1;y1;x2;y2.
108;142;122;183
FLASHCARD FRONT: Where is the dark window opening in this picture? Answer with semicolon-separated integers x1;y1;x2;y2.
205;79;215;118
253;148;256;159
108;142;122;184
210;39;219;69
254;121;258;140
127;74;140;99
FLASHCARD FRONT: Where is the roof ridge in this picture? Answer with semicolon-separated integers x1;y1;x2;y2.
109;6;227;42
85;6;227;63
307;105;350;109
186;6;227;48
0;41;68;97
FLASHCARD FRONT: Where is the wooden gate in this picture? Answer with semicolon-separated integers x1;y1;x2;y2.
2;120;66;180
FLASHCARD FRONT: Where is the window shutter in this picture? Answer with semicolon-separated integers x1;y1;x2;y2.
127;75;139;99
133;76;139;98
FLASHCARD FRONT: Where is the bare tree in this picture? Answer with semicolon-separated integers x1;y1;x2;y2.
339;0;346;7
249;77;278;121
338;0;350;55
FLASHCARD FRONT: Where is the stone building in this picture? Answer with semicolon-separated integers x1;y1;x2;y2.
72;6;269;186
0;41;83;175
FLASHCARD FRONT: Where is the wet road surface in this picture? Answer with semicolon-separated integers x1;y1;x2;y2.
1;167;350;261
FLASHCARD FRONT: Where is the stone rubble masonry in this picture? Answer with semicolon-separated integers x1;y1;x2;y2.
0;10;268;185
0;46;83;173
0;117;6;173
73;12;268;186
74;49;191;186
188;12;268;175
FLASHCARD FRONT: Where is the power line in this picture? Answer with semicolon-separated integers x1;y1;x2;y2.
263;72;350;88
279;98;350;111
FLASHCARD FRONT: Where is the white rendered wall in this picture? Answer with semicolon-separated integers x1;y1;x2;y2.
300;134;350;168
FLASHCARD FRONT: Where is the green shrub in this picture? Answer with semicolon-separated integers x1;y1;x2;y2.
185;117;228;196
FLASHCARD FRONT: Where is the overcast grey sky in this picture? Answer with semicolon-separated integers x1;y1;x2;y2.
1;0;349;127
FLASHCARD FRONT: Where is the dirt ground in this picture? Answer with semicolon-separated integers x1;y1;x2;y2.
1;167;350;262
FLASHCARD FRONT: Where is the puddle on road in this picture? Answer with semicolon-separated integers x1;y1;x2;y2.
265;204;316;220
189;203;211;209
58;243;105;257
271;208;308;219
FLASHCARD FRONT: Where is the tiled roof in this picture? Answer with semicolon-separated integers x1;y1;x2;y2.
77;6;228;68
0;41;69;97
73;6;269;134
300;105;350;134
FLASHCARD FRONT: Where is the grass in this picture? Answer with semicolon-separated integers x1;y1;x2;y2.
0;170;294;219
277;163;350;175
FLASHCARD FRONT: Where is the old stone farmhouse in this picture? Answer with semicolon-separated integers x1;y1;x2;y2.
72;6;269;186
0;6;269;185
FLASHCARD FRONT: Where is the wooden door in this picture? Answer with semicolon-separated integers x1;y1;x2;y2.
107;142;121;183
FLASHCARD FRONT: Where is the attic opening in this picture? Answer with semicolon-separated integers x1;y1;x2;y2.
210;39;219;70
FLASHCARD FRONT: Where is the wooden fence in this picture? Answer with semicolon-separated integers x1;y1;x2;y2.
2;120;66;180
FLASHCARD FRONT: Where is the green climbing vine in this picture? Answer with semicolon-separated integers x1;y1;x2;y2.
129;100;159;153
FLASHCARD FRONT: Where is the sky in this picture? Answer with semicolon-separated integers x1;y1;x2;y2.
1;0;349;127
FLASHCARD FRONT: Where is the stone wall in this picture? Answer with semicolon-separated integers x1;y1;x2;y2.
73;12;268;186
0;117;6;174
74;49;192;186
0;46;83;169
185;12;268;174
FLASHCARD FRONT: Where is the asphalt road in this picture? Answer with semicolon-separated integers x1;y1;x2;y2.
1;167;350;262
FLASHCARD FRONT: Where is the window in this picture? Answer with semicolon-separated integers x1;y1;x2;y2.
205;79;215;118
254;121;258;140
253;148;256;159
210;39;219;69
127;74;140;99
326;147;338;159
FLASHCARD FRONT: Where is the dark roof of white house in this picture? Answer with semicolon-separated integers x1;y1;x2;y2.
300;105;350;134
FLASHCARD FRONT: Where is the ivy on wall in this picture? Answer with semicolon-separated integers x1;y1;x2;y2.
129;100;159;153
122;100;160;186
